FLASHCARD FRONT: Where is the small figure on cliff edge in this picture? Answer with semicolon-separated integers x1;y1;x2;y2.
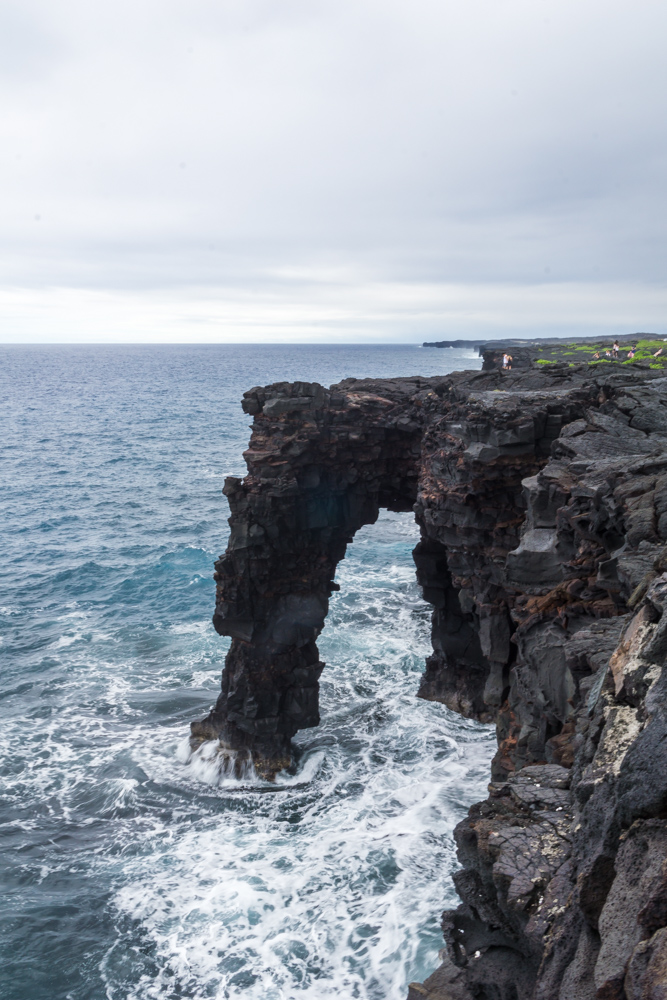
502;353;512;370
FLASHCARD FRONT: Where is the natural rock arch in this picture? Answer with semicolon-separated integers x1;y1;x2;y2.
191;371;582;775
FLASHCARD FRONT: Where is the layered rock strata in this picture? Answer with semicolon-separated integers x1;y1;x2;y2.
194;361;667;998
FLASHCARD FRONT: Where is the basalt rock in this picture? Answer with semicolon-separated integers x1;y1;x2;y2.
194;360;667;995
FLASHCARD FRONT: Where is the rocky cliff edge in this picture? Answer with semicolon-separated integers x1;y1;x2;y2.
194;359;667;1000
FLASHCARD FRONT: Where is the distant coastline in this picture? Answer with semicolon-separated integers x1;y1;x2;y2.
423;332;660;349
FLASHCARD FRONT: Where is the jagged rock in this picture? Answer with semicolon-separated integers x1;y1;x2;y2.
594;819;667;997
624;928;667;1000
194;359;667;995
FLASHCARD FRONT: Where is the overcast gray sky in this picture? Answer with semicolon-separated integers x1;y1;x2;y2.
2;0;667;342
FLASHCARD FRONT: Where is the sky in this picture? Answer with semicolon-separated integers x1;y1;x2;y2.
2;0;667;343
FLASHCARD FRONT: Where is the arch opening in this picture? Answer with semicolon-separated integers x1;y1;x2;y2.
192;471;423;777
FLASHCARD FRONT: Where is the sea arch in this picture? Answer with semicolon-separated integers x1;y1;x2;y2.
191;374;577;776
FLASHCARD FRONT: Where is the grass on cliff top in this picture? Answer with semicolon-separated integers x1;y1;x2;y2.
636;338;667;350
538;338;666;353
532;338;667;370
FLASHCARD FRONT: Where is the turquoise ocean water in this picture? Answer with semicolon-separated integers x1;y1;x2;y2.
0;344;493;1000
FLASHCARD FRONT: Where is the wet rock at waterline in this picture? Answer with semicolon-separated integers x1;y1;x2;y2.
195;358;667;999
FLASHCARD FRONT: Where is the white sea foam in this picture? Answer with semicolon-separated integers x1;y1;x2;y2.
98;514;495;1000
0;510;493;1000
180;738;260;786
170;621;211;635
110;727;488;1000
55;633;82;647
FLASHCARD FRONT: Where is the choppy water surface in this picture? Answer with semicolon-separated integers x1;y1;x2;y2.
0;344;491;1000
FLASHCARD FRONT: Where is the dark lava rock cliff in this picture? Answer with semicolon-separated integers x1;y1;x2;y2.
194;359;667;999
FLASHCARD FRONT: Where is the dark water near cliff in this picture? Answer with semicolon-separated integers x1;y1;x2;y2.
0;344;492;1000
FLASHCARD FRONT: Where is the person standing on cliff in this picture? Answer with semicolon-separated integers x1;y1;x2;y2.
502;353;512;370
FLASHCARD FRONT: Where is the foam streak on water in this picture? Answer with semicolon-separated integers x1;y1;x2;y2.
0;345;489;1000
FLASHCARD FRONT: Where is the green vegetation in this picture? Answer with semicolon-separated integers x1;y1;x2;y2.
636;339;666;350
526;337;667;372
621;340;667;364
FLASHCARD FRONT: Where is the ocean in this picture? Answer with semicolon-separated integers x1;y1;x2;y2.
0;343;494;1000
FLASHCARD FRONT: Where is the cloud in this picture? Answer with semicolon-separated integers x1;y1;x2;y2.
1;0;667;341
4;279;666;344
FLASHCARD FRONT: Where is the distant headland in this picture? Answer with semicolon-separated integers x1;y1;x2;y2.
423;333;660;349
425;333;667;373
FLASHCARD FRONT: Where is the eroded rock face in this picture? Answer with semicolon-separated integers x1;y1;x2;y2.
195;362;667;996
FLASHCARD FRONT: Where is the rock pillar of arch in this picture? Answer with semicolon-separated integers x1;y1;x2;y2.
191;378;425;775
